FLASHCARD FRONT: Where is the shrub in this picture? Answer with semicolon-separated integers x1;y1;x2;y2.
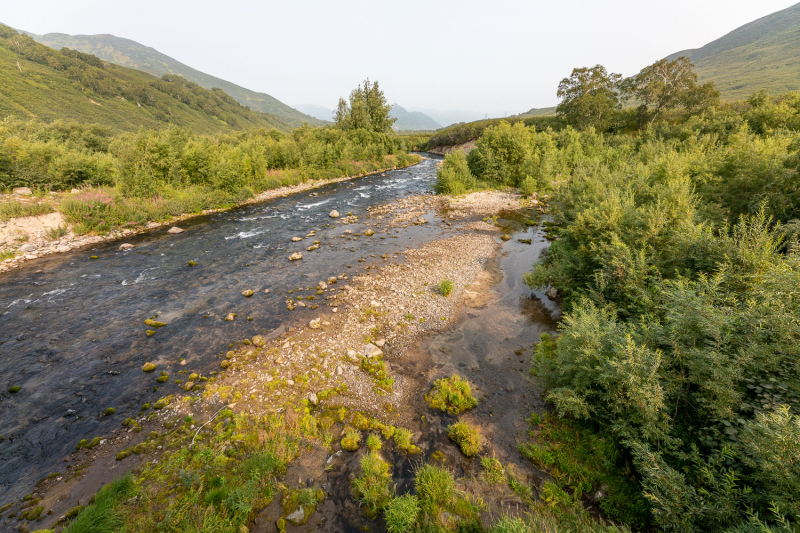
341;428;361;451
434;150;476;195
447;422;481;456
437;279;454;296
480;456;505;485
384;494;420;533
393;427;421;454
366;433;382;451
351;451;393;518
425;375;478;415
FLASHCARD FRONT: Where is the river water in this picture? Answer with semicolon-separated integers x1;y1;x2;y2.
0;157;452;503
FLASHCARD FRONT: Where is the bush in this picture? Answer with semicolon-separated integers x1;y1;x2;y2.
434;150;475;194
351;451;393;518
437;279;454;296
341;428;361;452
425;375;478;415
447;422;481;456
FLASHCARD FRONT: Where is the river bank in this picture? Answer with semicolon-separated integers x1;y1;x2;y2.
1;188;559;533
0;156;422;276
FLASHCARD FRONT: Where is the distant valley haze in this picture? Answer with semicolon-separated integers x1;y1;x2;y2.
2;0;797;119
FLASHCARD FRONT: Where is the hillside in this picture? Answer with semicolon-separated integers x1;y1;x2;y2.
293;103;333;122
0;25;291;133
390;104;441;131
24;31;322;128
666;2;800;100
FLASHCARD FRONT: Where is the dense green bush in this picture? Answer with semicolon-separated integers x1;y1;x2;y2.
520;97;800;531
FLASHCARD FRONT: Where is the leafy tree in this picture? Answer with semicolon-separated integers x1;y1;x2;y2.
621;57;720;125
334;79;396;134
556;65;622;132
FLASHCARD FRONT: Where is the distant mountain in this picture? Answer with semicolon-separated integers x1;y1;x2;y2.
293;104;333;122
517;106;557;118
666;2;800;100
405;108;487;128
23;31;323;128
0;25;291;133
390;104;441;131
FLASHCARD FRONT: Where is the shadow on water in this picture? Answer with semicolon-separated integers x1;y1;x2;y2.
0;157;449;503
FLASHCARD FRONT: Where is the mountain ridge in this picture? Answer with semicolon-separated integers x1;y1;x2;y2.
23;31;323;128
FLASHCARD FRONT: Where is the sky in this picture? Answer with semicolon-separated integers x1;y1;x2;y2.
1;0;797;117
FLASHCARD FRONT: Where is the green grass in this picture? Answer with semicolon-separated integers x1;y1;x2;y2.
63;474;134;533
447;421;481;456
366;433;382;451
341;427;361;451
425;375;478;415
351;451;393;518
392;427;421;454
480;456;505;485
437;279;454;296
0;200;54;221
385;493;421;533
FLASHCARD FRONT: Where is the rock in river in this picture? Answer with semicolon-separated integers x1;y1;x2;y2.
119;243;134;251
241;289;254;297
142;362;156;372
167;227;184;234
545;287;558;300
329;210;340;218
289;252;303;261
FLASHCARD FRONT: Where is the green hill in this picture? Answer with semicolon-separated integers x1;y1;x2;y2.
390;104;441;131
666;2;800;100
24;30;323;128
0;25;292;133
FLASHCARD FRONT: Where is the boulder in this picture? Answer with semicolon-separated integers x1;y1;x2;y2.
252;335;265;347
545;287;558;300
329;210;340;218
291;236;303;242
167;227;184;234
12;187;32;196
317;281;327;291
142;362;156;372
286;506;306;525
289;252;303;261
364;343;383;358
364;228;375;236
119;243;134;251
375;339;386;347
308;392;318;406
225;313;236;321
18;244;37;253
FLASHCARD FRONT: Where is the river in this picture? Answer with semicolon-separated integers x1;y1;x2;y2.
0;157;452;503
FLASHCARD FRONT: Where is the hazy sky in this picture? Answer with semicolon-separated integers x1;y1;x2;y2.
2;0;797;116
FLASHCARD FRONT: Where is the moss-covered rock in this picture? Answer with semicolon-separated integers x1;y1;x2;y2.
144;319;166;327
220;360;231;370
22;506;43;520
142;362;156;372
145;330;155;337
188;260;197;267
104;408;115;416
156;375;168;383
8;386;21;393
241;289;254;297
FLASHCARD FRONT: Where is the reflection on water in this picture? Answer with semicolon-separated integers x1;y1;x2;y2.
0;157;443;502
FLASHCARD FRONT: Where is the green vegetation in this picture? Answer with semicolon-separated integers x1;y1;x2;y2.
27;31;324;128
334;79;396;133
384;493;421;533
434;150;475;194
63;475;133;533
341;427;362;451
0;199;54;221
447;421;481;456
437;279;454;296
0;25;291;134
366;433;382;451
351;451;393;518
508;72;800;530
425;375;478;415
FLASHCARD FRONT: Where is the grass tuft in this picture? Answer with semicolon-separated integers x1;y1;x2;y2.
351;451;393;518
425;375;478;415
437;279;454;296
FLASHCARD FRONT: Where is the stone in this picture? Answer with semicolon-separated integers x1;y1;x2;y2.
501;234;511;241
289;252;303;261
252;335;265;347
286;506;306;525
142;362;156;372
241;289;254;297
329;210;340;218
346;349;358;361
264;289;270;293
332;307;338;313
327;276;337;284
370;300;381;308
375;339;386;347
545;287;558;300
225;313;236;321
309;318;321;329
308;392;318;406
286;379;295;386
364;228;375;236
12;187;32;196
364;343;383;358
291;236;303;242
317;281;327;291
18;243;37;252
167;227;184;234
57;245;71;252
119;243;134;251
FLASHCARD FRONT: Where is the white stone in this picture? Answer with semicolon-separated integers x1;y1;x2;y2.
167;227;184;234
329;210;340;218
119;243;134;251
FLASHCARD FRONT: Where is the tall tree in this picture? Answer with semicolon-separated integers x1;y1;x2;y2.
334;79;396;133
556;65;622;132
621;57;720;125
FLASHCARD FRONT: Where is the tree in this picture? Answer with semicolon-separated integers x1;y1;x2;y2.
334;79;396;134
622;57;719;125
556;65;622;132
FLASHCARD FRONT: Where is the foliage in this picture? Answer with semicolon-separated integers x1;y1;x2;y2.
434;150;475;194
335;79;396;134
556;65;622;131
351;451;393;518
0;199;54;221
522;95;800;531
437;279;455;296
385;494;421;533
447;421;481;456
62;474;134;533
425;375;478;415
341;427;362;451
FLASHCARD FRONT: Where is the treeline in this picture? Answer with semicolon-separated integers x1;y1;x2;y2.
0;117;418;233
434;60;800;530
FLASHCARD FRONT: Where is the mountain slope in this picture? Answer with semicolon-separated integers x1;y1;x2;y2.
24;31;323;128
390;104;441;131
293;104;333;122
0;25;291;133
666;2;800;100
